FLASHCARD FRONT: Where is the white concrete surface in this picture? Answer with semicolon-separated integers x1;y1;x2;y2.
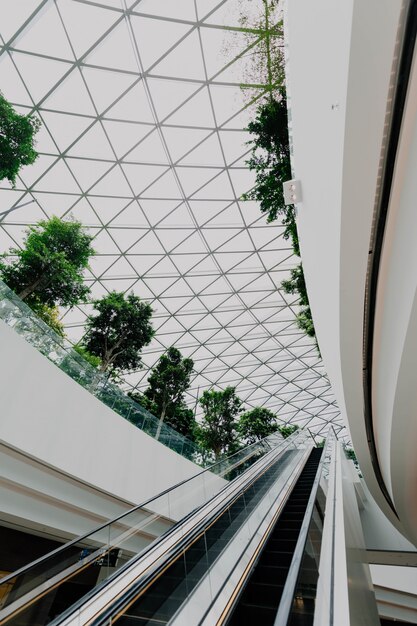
0;320;225;540
285;0;411;537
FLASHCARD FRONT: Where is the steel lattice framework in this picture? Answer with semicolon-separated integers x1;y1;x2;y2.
0;0;345;439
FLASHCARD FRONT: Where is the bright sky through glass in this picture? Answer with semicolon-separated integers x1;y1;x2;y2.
0;0;345;439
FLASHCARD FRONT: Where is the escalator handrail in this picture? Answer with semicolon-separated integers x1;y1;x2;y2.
53;434;311;626
273;430;336;626
0;431;288;589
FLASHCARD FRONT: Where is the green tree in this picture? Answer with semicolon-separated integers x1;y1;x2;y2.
198;387;243;459
277;424;299;439
81;291;154;375
73;344;102;369
238;406;279;444
30;300;66;337
281;264;315;337
243;90;317;345
243;94;292;227
0;92;41;186
137;347;195;440
0;216;94;307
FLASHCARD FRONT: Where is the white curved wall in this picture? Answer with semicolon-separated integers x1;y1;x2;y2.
285;0;411;537
372;47;417;545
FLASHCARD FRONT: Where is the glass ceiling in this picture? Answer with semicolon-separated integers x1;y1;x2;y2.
0;0;345;439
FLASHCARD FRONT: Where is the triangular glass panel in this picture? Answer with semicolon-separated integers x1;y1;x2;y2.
148;78;199;122
102;120;152;159
85;20;138;73
58;0;119;57
128;230;165;255
162;126;210;163
142;168;181;199
12;51;70;104
130;15;191;71
171;231;206;254
122;163;169;196
67;122;114;160
108;201;149;227
179;133;224;167
19;155;57;188
139;199;181;226
32;160;80;193
176;166;222;197
0;53;33;107
41;111;92;153
65;158;113;193
81;66;137;114
15;2;73;59
89;165;133;197
167;86;215;127
125;130;169;165
136;0;196;20
44;67;96;115
67;198;101;225
174;254;208;275
191;171;234;200
106;80;154;123
152;30;205;81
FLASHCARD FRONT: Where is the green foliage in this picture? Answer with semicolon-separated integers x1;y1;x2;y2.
243;95;291;226
73;344;102;369
234;0;284;102
0;92;41;186
277;424;299;439
343;446;357;462
128;390;153;412
82;291;154;375
30;300;66;337
281;264;315;337
198;387;243;459
140;347;196;440
238;406;279;444
243;92;317;345
0;216;94;308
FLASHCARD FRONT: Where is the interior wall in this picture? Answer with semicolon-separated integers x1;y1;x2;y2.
0;321;225;539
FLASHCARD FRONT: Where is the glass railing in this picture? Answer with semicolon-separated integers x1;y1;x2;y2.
0;430;300;626
0;279;203;463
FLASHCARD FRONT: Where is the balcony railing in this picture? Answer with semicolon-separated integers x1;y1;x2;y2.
0;279;204;464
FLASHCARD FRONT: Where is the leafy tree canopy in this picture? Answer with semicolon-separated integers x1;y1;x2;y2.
82;291;154;375
30;300;65;338
141;347;195;439
243;95;292;226
73;344;102;369
0;92;41;186
198;387;243;459
243;92;317;345
0;216;94;308
281;264;315;337
277;424;299;439
238;406;279;444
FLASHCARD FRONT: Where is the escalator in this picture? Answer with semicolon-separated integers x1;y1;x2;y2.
103;448;301;625
0;432;328;626
225;447;322;626
79;447;323;626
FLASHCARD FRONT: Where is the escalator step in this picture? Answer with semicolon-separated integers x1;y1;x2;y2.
232;602;278;626
251;564;290;585
245;581;284;609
